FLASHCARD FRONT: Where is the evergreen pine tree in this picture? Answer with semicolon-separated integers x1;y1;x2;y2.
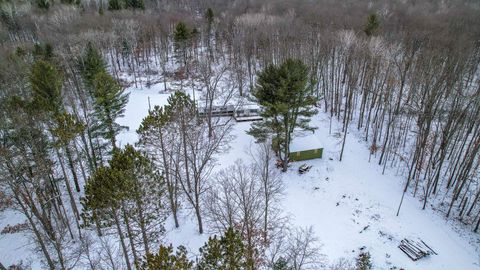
137;0;145;9
125;0;144;10
82;166;118;226
36;0;51;9
205;7;214;60
91;70;129;149
198;228;247;270
78;42;127;150
222;228;248;269
83;145;165;268
364;13;380;37
191;27;199;40
15;46;27;58
164;91;196;122
32;43;43;59
198;235;223;269
82;165;134;270
78;42;107;92
110;145;167;260
77;42;110;169
205;8;214;26
32;43;53;61
30;58;86;221
174;22;190;47
248;59;318;172
273;257;292;270
137;105;182;228
173;22;190;69
50;113;85;145
142;245;193;270
44;43;53;60
121;39;131;60
355;252;372;270
29;59;63;113
108;0;122;10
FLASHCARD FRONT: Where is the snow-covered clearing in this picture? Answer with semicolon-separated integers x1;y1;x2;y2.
1;81;478;269
116;83;479;269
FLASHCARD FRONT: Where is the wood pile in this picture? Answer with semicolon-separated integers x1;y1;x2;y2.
398;238;437;261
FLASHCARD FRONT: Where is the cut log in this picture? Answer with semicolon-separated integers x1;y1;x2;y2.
398;238;436;261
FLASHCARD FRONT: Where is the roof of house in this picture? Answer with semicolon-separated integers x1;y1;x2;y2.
290;132;323;152
235;103;261;111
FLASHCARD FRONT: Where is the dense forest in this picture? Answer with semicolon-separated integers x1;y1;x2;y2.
0;0;479;269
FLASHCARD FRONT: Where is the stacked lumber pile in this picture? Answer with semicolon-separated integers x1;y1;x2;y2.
398;238;437;261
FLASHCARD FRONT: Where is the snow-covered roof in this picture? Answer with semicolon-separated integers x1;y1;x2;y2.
290;132;323;152
236;103;260;110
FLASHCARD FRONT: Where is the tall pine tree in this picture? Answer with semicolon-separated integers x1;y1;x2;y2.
110;145;166;258
30;59;63;113
173;22;191;71
78;42;107;92
248;59;318;171
30;59;86;227
137;105;182;228
91;70;129;149
83;144;166;268
78;43;129;151
78;42;109;169
82;165;134;270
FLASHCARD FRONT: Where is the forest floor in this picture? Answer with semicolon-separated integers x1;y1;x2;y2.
1;80;479;269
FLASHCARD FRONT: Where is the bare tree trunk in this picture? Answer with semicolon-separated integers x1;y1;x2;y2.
112;207;132;270
122;204;140;269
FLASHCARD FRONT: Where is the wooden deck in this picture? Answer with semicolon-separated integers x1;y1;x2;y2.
197;104;263;122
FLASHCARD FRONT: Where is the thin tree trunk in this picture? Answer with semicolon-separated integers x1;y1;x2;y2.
113;207;132;270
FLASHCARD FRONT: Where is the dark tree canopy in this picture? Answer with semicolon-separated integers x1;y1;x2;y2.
198;227;247;270
79;43;107;91
364;13;380;36
91;70;129;149
108;0;122;11
29;60;63;113
205;8;214;25
142;245;192;270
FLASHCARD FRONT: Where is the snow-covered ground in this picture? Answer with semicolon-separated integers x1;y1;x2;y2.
117;83;480;269
1;81;479;269
279;114;480;269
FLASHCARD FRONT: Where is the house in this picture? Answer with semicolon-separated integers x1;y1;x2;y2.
288;132;323;161
197;103;263;122
197;105;235;117
233;104;262;122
